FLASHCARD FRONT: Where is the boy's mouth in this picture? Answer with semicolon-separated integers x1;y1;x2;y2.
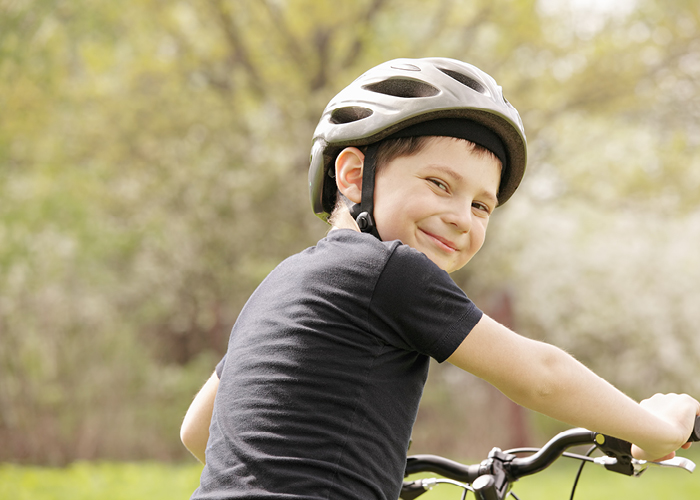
420;229;458;253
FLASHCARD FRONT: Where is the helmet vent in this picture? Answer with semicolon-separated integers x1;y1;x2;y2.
330;106;374;124
362;78;440;98
438;68;488;95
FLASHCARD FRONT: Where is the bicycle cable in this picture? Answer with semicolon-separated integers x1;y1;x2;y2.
569;445;597;500
505;445;599;500
505;448;598;464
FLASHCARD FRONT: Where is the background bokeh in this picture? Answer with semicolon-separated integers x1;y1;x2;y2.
2;0;700;465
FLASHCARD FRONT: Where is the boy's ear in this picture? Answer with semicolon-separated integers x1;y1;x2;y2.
335;147;365;204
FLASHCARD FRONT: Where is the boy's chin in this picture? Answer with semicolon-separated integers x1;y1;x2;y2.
427;256;467;274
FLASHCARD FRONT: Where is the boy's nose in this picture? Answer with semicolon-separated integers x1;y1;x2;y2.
443;205;472;233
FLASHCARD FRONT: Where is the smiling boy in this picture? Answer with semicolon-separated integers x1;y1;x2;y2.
183;58;699;500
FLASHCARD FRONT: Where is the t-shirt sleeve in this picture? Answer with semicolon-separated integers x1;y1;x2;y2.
368;244;483;362
215;354;226;378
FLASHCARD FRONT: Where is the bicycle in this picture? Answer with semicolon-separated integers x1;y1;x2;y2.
401;416;700;500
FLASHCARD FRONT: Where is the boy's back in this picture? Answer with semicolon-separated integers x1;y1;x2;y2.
194;229;482;499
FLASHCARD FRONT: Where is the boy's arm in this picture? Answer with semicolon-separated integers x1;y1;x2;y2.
181;370;219;464
448;314;700;461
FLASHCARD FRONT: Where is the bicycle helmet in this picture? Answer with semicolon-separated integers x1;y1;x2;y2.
309;57;527;236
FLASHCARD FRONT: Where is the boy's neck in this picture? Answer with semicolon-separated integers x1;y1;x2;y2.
330;204;361;233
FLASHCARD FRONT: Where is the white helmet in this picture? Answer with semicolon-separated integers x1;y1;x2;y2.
309;57;527;228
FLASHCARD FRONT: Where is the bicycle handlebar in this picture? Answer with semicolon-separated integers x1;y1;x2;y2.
405;454;483;483
404;428;599;487
405;428;600;482
402;415;700;500
508;428;597;478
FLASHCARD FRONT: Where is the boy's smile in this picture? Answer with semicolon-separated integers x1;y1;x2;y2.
372;137;501;273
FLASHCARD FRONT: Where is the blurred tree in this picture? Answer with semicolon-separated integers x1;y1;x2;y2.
469;0;700;399
1;0;699;464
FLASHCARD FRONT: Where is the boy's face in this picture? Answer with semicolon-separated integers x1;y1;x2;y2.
373;137;501;273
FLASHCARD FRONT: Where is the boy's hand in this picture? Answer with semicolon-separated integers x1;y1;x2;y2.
630;393;700;462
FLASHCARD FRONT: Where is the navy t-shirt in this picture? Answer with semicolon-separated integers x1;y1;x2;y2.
192;229;483;500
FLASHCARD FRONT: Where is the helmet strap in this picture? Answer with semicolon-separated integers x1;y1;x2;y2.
348;142;382;240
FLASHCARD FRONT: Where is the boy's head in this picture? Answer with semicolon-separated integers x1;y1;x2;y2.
307;57;527;269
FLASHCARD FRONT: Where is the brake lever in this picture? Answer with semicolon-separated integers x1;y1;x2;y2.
632;456;696;476
593;455;696;477
593;415;700;476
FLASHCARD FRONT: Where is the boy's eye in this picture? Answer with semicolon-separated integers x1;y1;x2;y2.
428;178;448;191
472;202;492;216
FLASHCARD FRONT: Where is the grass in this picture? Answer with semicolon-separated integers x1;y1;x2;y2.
1;452;698;500
0;461;203;500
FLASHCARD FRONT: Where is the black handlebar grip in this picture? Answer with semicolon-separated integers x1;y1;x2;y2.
688;415;700;443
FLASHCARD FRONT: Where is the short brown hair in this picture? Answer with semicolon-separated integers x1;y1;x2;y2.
369;135;499;174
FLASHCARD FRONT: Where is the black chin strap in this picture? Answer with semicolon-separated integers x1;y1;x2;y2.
348;143;382;240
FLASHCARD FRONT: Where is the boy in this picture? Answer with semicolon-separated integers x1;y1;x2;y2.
182;57;699;500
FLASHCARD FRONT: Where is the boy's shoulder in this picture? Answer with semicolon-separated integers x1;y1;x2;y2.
306;229;446;278
269;229;435;279
316;229;419;261
323;228;399;249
